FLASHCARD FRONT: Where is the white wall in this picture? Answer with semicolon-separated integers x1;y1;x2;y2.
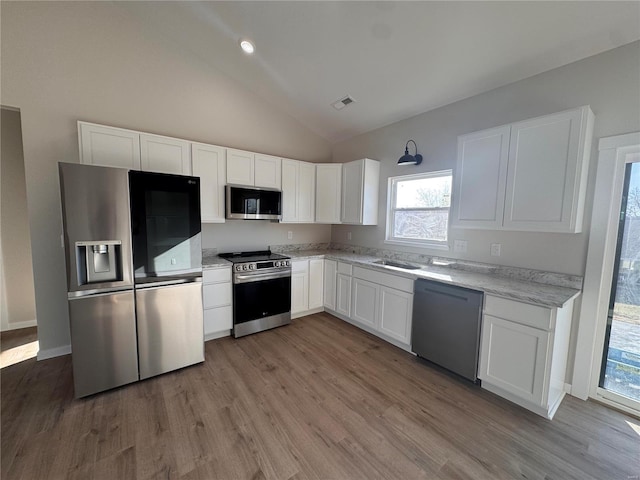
332;41;640;277
1;2;332;356
0;108;37;331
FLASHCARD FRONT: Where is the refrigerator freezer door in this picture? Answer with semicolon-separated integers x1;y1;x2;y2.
135;282;204;380
68;291;139;398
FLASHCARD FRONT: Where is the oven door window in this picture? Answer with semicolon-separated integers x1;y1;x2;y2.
130;171;201;277
233;276;291;324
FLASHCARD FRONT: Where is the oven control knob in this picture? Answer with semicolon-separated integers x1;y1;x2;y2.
249;264;255;270
285;260;290;267
243;264;248;271
275;261;280;267
235;265;241;272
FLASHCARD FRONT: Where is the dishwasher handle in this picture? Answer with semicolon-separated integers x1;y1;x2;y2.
414;279;483;306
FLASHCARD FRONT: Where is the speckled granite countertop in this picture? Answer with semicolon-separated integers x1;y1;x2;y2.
282;250;580;308
202;256;232;270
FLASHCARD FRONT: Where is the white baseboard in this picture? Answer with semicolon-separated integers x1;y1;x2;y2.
37;344;71;361
291;306;324;319
564;382;573;395
2;319;37;331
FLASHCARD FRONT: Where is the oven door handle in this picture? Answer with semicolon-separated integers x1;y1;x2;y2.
234;270;291;284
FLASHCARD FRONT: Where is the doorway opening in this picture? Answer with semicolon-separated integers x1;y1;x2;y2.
1;106;38;364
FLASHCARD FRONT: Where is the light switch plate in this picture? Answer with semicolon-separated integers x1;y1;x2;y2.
491;243;501;256
287;231;293;240
347;232;352;241
453;239;467;253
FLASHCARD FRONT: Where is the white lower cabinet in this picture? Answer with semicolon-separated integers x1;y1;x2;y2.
335;262;353;318
352;278;378;328
202;267;233;340
478;294;575;419
348;266;414;350
291;259;324;318
323;260;337;311
378;286;413;345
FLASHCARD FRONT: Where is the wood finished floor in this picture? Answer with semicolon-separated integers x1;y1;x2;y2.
1;313;639;479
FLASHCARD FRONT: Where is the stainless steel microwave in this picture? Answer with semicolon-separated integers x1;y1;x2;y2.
225;185;282;220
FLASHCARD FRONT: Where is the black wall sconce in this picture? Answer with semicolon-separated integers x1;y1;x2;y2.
398;139;423;166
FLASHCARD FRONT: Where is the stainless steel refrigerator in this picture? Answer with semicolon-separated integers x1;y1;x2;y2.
59;163;204;398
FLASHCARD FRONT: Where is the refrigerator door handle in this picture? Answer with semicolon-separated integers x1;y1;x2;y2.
135;276;202;290
68;286;133;299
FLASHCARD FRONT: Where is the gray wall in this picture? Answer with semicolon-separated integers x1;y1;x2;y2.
1;108;37;330
332;41;640;277
1;2;332;355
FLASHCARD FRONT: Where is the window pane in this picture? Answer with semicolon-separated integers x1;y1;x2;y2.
395;176;451;209
393;210;449;241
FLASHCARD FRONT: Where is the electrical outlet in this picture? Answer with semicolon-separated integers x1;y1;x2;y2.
491;243;501;257
287;231;293;240
347;231;352;241
453;239;467;253
171;258;177;265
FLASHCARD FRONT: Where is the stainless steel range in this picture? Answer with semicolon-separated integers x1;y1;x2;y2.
218;250;292;338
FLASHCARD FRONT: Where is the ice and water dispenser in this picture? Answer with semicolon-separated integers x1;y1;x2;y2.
75;240;122;284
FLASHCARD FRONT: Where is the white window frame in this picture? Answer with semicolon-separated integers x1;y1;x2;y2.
385;170;452;250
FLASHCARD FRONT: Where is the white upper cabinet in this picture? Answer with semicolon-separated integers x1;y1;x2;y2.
341;158;380;225
226;149;281;189
451;106;594;233
140;134;191;175
191;143;226;223
226;148;255;186
254;154;281;189
315;164;342;224
451;126;510;229
78;122;141;170
503;107;593;232
281;159;315;223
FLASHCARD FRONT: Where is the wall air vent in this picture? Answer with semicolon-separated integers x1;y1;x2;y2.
331;95;356;110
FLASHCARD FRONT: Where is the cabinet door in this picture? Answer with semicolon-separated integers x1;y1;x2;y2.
78;122;141;170
227;148;255;185
297;161;316;223
336;273;352;317
254;154;281;189
378;286;413;345
341;160;363;224
479;314;549;406
503;107;589;233
351;278;378;328
204;306;232;335
192;143;226;223
451;126;510;229
316;164;342;223
323;260;337;310
291;272;309;315
140;134;191;175
281;159;299;222
308;259;324;309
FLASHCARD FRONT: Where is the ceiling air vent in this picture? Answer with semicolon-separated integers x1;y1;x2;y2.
332;95;356;110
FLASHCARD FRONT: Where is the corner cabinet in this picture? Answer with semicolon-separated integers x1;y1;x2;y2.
315;164;342;224
282;159;315;223
341;158;380;225
451;106;594;233
478;294;575;419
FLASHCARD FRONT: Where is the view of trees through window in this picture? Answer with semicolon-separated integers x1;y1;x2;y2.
388;172;452;244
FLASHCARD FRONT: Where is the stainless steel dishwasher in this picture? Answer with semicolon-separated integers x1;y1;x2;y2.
411;279;483;382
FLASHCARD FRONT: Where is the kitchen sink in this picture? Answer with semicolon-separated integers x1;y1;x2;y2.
373;259;421;270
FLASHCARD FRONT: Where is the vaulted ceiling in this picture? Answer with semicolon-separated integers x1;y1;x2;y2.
118;1;640;142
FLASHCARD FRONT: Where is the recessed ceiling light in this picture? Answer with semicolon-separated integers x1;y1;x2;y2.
240;39;255;54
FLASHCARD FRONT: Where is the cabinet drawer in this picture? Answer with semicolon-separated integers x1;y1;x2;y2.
484;295;552;330
337;262;352;275
292;260;309;274
203;267;231;284
203;283;232;308
204;305;232;334
353;266;413;293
